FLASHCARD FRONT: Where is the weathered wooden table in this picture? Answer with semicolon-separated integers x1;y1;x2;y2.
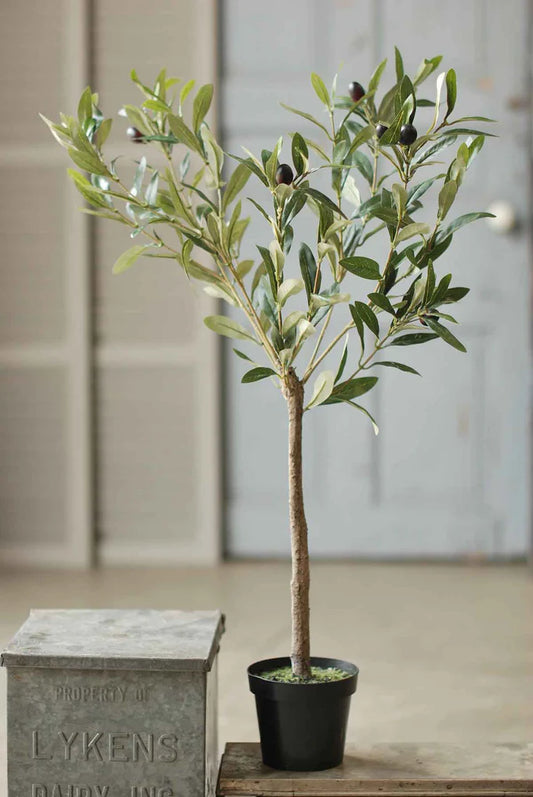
217;742;533;796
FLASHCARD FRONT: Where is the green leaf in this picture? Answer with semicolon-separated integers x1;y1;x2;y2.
233;348;253;362
301;187;346;218
77;86;93;126
326;376;378;402
335;336;349;383
389;332;439;346
299;242;318;300
311;72;331;108
229;154;269;186
445;69;457;119
346;124;374;158
291;132;309;175
242;367;277;383
95;117;112;149
112;245;150;275
368;292;395;315
307;370;335;409
396;222;431;243
192;84;214;132
340;256;381;280
394;46;404;81
351;151;373;184
448;115;496;124
431;273;453;304
368;58;387;94
351;301;379;336
223;163;252;210
413;55;443;86
439;212;494;238
68;169;111;209
346;402;379;435
68;147;109;177
168;114;202;154
424;317;466;352
256;245;278;296
280;103;330;136
179;79;195;109
204;315;257;342
372;360;420;375
392;183;407;218
443;286;470;303
236;259;254;279
438;179;458;220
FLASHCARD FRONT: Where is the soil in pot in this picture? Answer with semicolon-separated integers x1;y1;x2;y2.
248;656;358;771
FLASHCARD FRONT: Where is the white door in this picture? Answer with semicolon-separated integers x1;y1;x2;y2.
222;0;531;558
0;0;221;567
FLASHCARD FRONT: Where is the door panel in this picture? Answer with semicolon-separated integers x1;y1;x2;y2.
222;0;531;558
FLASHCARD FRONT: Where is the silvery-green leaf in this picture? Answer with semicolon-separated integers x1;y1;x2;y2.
192;83;214;132
307;370;335;409
396;222;431;243
168;114;202;153
223;162;251;210
342;174;361;208
179;79;195;110
277;278;304;307
282;310;306;337
392;183;407;217
295;318;316;343
431;71;447;130
311;72;331;107
112;245;150;275
203;285;237;305
269;239;285;278
204;315;257;342
439;211;494;238
236;259;254;279
438;180;458;221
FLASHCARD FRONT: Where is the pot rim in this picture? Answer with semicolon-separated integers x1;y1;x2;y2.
248;656;358;698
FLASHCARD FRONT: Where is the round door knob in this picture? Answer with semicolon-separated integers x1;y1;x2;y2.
485;200;518;234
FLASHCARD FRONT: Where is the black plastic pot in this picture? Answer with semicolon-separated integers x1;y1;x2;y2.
248;656;358;771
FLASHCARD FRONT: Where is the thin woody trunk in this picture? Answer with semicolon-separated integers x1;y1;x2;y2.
282;369;311;679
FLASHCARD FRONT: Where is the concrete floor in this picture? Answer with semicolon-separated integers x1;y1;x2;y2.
0;562;532;790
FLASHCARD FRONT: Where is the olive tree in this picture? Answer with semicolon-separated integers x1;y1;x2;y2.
42;49;493;679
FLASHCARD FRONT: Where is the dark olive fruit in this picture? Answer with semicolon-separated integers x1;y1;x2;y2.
348;81;365;102
375;123;388;139
275;163;294;185
420;313;438;326
399;123;417;146
127;126;145;143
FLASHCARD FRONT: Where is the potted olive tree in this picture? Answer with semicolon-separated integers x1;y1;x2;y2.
42;50;493;771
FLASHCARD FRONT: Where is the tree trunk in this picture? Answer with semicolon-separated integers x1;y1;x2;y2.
282;368;311;679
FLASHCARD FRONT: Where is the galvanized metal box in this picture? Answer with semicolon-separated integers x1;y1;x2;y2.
1;609;224;797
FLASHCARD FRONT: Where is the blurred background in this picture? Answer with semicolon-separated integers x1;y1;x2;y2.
0;0;532;783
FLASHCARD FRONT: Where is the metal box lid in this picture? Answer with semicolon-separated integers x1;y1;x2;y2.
1;608;225;672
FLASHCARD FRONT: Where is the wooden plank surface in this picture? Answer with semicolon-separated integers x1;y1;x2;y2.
218;742;533;795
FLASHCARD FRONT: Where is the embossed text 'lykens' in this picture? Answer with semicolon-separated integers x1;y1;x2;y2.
32;730;178;762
